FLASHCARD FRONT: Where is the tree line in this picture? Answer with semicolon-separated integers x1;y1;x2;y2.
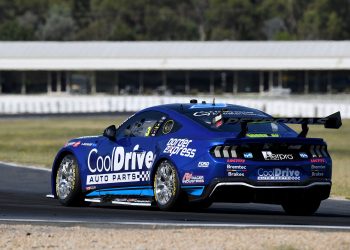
0;0;349;41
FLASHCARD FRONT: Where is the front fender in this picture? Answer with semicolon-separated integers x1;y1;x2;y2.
50;147;84;197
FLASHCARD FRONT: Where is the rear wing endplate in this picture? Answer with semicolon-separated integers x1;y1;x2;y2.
221;111;342;138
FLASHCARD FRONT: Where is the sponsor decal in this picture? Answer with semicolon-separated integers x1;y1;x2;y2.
227;164;247;177
86;145;154;185
246;134;279;138
86;186;96;191
215;119;223;127
227;165;247;170
311;165;326;177
227;159;245;163
145;126;152;136
198;161;209;168
225;117;329;125
310;158;326;163
183;173;192;181
212;114;223;128
86;171;150;185
182;173;204;184
78;135;99;139
163;138;196;158
88;145;154;173
190;103;227;109
81;142;97;147
193;110;265;117
262;151;293;161
150;123;161;136
311;165;326;170
65;141;81;147
257;168;300;181
243;152;253;159
311;171;324;177
149;117;167;137
162;120;174;134
299;152;308;159
228;172;245;177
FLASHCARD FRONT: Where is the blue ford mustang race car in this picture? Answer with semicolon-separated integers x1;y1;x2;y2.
50;100;342;215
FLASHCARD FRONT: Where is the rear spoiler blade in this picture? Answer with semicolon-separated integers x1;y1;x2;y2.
222;111;342;138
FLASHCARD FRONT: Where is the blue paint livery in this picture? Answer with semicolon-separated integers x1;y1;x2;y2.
51;102;336;206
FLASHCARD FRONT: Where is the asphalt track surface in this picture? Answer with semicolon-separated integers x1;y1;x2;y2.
1;163;350;230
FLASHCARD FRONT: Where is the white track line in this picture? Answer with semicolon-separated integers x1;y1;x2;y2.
0;218;350;230
0;161;50;172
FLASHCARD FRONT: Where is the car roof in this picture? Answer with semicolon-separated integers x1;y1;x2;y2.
149;102;269;117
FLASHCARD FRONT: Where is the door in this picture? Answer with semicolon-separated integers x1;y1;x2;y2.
85;111;167;192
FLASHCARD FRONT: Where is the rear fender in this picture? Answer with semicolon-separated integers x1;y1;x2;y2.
150;156;179;186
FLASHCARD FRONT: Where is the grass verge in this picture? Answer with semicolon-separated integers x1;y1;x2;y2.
0;116;123;167
0;116;348;198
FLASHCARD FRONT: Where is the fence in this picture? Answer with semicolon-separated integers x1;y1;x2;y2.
0;95;349;118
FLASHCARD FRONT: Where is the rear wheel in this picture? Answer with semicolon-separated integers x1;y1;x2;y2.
282;198;321;216
153;160;181;210
55;154;85;206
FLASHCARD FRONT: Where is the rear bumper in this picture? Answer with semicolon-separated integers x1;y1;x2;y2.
191;179;331;204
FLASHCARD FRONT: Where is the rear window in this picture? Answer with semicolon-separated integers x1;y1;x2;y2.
213;122;289;135
184;108;296;136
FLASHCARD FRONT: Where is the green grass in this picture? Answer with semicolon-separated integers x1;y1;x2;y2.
0;117;349;198
0;116;125;167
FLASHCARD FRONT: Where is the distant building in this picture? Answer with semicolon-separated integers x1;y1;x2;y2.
0;41;349;95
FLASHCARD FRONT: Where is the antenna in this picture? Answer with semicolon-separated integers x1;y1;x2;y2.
212;97;215;106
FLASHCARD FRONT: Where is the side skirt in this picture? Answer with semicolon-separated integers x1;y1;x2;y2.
83;185;206;207
85;186;154;207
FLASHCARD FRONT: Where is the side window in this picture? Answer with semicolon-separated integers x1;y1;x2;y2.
130;118;157;137
117;111;167;139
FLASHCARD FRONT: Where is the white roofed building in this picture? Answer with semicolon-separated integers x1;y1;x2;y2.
0;41;349;95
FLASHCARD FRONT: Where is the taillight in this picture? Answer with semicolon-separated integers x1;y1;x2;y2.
212;145;238;158
321;145;329;157
309;145;328;158
214;146;222;157
211;143;329;159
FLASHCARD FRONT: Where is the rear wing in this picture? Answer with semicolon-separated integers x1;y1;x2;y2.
215;111;342;138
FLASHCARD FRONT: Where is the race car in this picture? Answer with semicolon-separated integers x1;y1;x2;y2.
50;100;342;215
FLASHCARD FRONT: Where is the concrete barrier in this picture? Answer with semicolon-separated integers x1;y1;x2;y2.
0;95;349;118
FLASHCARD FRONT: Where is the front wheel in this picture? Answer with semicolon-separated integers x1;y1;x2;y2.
55;154;85;206
282;198;321;216
153;160;181;210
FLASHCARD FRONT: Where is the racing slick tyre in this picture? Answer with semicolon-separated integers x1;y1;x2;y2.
154;160;181;211
281;198;321;216
55;154;85;206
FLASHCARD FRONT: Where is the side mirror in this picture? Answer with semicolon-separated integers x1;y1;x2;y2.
103;125;117;141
